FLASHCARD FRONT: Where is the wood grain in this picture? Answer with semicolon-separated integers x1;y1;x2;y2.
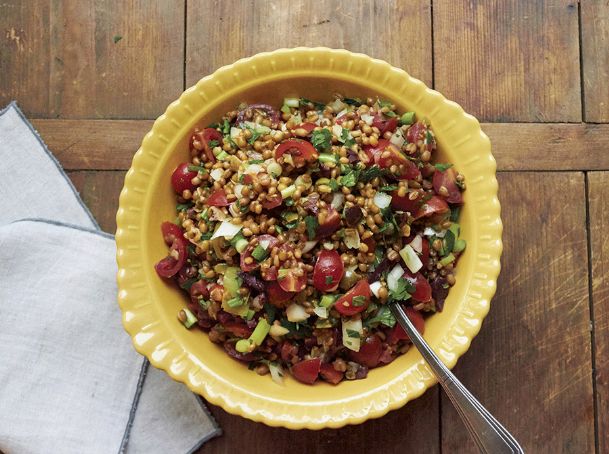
0;0;184;119
200;388;439;454
67;170;126;233
588;172;609;453
33;119;609;171
186;0;432;87
433;0;581;122
441;173;594;452
582;0;609;122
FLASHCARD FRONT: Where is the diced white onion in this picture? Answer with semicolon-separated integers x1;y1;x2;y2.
211;221;242;241
343;228;361;250
332;124;343;138
369;281;382;298
244;164;262;175
267;161;282;178
302;240;318;254
291;112;302;125
409;234;423;253
323;242;334;250
331;192;345;210
390;129;406;148
259;239;271;250
242;120;271;134
329;98;346;113
269;323;289;338
387;264;405;292
234;184;244;199
268;362;285;385
230;127;241;139
228;202;241;218
342;317;363;352
400;244;423;273
210;168;224;181
286;303;310;323
373;192;392;209
336;108;349;119
209;206;228;221
313;306;328;319
284;97;300;108
361;113;374;125
423;226;446;238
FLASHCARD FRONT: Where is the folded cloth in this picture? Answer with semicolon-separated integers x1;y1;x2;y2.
0;102;221;453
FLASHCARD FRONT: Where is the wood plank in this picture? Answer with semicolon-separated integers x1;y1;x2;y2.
582;0;609;122
67;170;126;233
441;172;594;453
589;172;609;453
33;119;609;171
0;1;184;118
185;0;432;87
433;0;581;122
199;387;440;454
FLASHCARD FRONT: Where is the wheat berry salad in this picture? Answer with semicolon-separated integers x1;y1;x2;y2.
154;95;466;385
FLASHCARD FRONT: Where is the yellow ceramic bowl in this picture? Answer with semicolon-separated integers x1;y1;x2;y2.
116;47;501;429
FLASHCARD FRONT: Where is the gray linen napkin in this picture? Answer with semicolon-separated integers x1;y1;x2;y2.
0;102;221;453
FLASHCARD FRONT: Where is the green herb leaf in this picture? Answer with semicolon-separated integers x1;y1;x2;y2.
343;97;362;106
304;215;319;240
359;166;388;182
198;299;210;310
176;202;193;211
280;104;291;114
425;130;434;144
200;231;213;241
346;329;361;339
284;198;295;206
113;35;122;44
311;128;332;152
378;99;393;108
328;179;340;192
248;159;265;164
299;97;325;110
351;295;367;307
388;277;415;303
179;277;198;291
384;111;397;118
222;119;231;135
364;305;397;328
339;128;355;147
379;185;398;192
434;163;453;172
280;318;312;339
227;296;245;308
450;207;461;222
264;303;277;323
340;168;360;187
325;276;334;285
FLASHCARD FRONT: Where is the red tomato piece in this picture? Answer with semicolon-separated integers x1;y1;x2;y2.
154;238;187;278
280;341;299;363
261;193;282;209
406;121;427;144
206;188;229;207
278;269;307;292
420;238;430;268
161;222;184;245
319;363;344;385
403;270;432;302
373;114;398;134
261;265;278;281
240;235;279;272
334;279;372;316
275;139;319;167
362;139;390;166
190;128;223;163
348;335;383;368
414;195;449;220
189;279;210;303
299;122;316;133
171;163;198;193
315;208;341;239
312;250;344;292
376;144;421;180
267;281;293;308
387;307;425;344
433;167;463;204
223;321;253;338
390;190;424;214
291;358;321;385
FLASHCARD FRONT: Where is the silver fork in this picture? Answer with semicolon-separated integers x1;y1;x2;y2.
390;303;524;454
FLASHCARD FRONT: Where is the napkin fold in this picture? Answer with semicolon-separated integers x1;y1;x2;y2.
0;102;220;453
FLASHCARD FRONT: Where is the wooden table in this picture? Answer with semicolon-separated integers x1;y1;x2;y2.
2;1;608;452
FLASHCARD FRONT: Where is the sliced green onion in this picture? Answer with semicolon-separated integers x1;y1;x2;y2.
178;308;198;329
216;150;229;161
399;111;416;126
250;318;271;345
251;244;269;262
227;296;244;308
280;184;296;199
453;239;466;253
235;339;251;353
318;153;338;164
440;253;456;266
320;295;337;308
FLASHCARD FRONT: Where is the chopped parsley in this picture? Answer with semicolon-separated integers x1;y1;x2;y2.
340;128;355;148
200;231;213;241
343;97;362;106
311;128;332;152
304;215;319;240
280;318;312;338
434;163;453;172
226;296;245;308
378;99;393;108
300;97;325;110
346;329;361;339
208;140;220;148
328;179;340;192
425;130;434;144
248;159;265;164
359;166;387;182
264;303;277;323
340;168;359;187
364;305;397;328
379;185;398;192
244;126;263;144
178;277;197;291
379;206;399;235
351;295;367;307
284;198;295;206
388;277;415;303
176;202;193;211
325;276;334;285
222;119;231;135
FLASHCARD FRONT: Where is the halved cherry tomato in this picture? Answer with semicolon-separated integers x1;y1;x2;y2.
373;113;398;134
363;139;390;166
267;281;293;308
154;239;187;279
319;363;344;385
315;208;341;239
387;307;425;344
190;128;222;163
414;195;449;220
275;139;319;167
312;250;344;292
291;358;321;385
206;188;229;207
240;235;279;272
403;270;432;302
433;167;463;204
406;121;427;144
377;144;421;180
261;265;278;281
278;268;307;292
189;279;210;303
161;222;184;245
261;193;282;209
298;122;316;133
223;321;253;338
421;238;430;268
334;279;372;316
390;189;424;214
348;335;383;368
171;163;198;193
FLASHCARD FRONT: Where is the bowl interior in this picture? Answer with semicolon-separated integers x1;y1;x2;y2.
144;75;479;403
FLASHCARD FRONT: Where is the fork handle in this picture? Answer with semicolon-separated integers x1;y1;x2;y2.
390;304;524;454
